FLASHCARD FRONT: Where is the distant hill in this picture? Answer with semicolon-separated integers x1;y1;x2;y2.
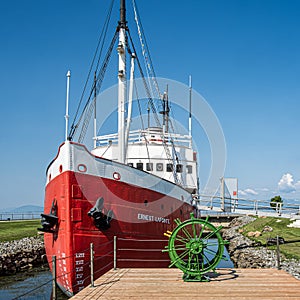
0;205;43;213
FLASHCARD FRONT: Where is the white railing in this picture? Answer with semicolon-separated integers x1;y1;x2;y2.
198;195;300;219
0;212;43;221
94;129;192;148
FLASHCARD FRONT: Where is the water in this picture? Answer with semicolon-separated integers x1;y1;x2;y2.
218;247;234;268
0;268;68;300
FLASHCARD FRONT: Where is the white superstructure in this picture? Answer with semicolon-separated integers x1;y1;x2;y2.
92;127;198;194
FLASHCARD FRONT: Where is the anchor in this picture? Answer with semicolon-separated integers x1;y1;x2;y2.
38;200;58;233
88;197;113;230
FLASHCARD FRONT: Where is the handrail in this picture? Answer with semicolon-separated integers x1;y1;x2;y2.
94;129;192;147
0;212;43;221
198;194;300;218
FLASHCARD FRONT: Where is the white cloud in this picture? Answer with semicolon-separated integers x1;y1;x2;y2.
238;190;246;196
244;188;258;195
238;188;258;196
278;173;297;193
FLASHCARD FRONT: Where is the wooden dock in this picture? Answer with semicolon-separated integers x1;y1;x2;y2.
71;268;300;299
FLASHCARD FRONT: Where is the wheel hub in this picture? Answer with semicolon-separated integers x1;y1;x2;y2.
187;239;204;254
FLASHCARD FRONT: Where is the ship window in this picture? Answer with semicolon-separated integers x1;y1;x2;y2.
144;200;148;206
187;165;193;174
161;204;164;210
156;163;163;172
146;163;153;171
176;164;183;173
166;164;173;172
136;163;143;170
127;163;134;167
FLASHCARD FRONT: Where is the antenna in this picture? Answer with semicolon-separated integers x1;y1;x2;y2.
65;70;71;141
188;75;192;147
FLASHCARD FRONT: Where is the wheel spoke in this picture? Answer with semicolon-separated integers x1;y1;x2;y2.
169;249;190;268
170;246;187;251
180;226;192;240
203;252;212;268
202;226;221;241
203;247;218;256
192;221;197;238
174;234;189;244
206;241;219;247
197;223;207;239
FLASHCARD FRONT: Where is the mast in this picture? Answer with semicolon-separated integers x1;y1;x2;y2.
125;53;135;160
93;72;97;148
117;0;127;163
161;85;169;134
65;70;71;141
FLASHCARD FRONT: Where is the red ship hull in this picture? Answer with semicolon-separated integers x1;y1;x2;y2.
43;142;194;296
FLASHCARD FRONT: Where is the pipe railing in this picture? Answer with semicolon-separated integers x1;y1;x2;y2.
198;195;300;218
0;212;43;221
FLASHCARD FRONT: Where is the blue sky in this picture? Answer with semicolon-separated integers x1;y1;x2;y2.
0;0;300;209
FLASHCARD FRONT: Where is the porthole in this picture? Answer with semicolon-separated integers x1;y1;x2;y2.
113;172;121;180
49;174;51;181
136;163;143;170
144;200;148;207
161;204;164;210
187;165;193;174
59;165;63;173
176;164;183;173
166;164;173;172
156;163;163;171
146;163;153;171
78;164;87;173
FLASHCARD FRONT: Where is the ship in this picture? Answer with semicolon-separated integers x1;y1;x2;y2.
39;0;199;296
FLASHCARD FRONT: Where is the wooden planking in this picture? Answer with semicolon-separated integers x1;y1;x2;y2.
71;268;300;300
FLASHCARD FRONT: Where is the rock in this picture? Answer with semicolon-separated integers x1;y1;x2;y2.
262;225;273;232
222;216;300;281
247;231;261;237
0;236;45;276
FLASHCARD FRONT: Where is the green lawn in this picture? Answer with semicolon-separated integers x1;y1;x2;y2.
241;217;300;259
0;220;41;242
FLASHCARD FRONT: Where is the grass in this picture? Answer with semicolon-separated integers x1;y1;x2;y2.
0;220;41;242
241;217;300;260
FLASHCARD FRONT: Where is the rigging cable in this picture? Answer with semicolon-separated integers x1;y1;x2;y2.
127;30;180;185
132;0;162;100
69;0;115;140
133;80;151;164
78;31;118;143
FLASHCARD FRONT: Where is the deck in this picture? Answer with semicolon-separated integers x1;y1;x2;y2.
71;268;300;299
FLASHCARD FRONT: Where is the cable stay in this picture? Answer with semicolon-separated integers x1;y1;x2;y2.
69;0;115;140
68;0;184;186
78;31;118;143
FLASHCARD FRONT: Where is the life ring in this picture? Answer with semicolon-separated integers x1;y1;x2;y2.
113;172;121;181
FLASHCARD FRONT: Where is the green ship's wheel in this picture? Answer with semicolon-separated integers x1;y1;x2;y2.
163;213;228;281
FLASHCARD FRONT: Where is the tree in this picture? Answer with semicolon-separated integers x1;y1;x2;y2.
270;195;283;210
